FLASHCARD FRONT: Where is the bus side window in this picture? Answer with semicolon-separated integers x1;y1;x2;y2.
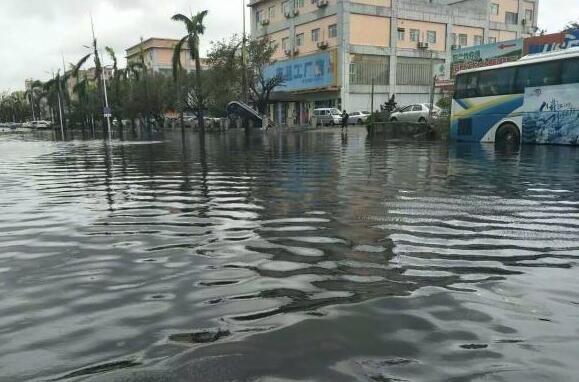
515;65;532;91
562;58;579;84
516;62;561;89
478;69;515;97
455;75;468;99
466;74;479;98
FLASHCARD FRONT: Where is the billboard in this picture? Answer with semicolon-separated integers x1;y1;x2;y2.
522;84;579;144
451;39;523;77
525;29;579;54
264;50;337;92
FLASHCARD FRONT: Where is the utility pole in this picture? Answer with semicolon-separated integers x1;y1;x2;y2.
370;78;375;134
429;49;435;120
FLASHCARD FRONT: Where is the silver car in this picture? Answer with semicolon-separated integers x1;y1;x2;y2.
390;104;441;124
348;111;370;125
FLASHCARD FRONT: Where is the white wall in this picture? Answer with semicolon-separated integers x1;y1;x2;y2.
348;93;391;112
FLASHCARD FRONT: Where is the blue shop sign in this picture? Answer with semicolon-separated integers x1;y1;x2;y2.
264;51;336;92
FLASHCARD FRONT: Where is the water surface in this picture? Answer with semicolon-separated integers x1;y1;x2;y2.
1;128;579;381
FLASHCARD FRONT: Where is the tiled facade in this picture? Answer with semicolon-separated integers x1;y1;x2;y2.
250;0;539;125
125;38;209;76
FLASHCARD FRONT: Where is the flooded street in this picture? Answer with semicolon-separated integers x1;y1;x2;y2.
1;128;579;381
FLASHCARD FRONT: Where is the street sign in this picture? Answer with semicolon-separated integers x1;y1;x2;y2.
103;107;112;118
433;62;446;78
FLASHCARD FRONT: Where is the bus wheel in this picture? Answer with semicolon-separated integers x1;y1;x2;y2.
495;123;520;147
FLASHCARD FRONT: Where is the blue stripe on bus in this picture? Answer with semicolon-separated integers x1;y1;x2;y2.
451;96;524;142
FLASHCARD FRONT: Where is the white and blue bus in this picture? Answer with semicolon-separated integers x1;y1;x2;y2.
451;48;579;145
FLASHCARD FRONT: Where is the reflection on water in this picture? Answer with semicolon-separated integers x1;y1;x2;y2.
1;129;579;381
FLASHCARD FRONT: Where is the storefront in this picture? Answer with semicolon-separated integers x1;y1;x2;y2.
264;49;339;127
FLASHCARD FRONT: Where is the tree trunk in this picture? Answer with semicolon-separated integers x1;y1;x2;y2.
195;57;205;134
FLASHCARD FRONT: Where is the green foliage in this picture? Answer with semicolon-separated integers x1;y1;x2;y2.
205;35;283;115
436;96;452;111
564;20;579;32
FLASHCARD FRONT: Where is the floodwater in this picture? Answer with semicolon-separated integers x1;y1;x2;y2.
1;128;579;381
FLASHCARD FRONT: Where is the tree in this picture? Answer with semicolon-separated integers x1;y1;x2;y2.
246;37;284;115
105;46;124;133
206;35;284;116
206;36;243;117
564;20;579;32
172;10;209;133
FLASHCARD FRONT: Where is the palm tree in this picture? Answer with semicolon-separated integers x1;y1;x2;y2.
25;80;43;121
172;10;209;133
105;46;124;134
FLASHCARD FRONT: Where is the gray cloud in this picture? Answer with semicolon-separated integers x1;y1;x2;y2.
0;0;576;90
0;0;245;90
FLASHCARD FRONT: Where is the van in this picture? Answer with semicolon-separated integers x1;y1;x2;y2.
311;108;342;126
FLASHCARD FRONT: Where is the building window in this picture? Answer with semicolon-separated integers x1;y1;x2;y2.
294;0;304;8
459;34;468;46
398;28;405;41
268;6;276;19
451;33;457;46
282;37;290;51
490;3;499;16
282;1;291;15
311;28;320;42
296;33;304;47
474;35;483;45
488;36;497;44
427;31;436;44
409;29;419;42
256;9;263;25
505;12;518;25
328;24;337;38
524;9;533;24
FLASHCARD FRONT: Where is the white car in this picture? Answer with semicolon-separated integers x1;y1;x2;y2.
348;111;370;125
33;121;52;130
311;108;342;126
390;104;441;124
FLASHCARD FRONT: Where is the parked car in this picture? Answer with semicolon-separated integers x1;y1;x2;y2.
389;104;441;124
34;121;52;130
348;111;370;125
311;108;342;126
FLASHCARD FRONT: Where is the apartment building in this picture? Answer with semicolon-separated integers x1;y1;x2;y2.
125;38;209;76
250;0;539;126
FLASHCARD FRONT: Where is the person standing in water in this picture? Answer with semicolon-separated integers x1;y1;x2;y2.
341;110;349;131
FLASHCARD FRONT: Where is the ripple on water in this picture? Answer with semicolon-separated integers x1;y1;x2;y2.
1;131;579;381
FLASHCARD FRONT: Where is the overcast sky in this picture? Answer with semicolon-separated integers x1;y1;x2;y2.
0;0;577;91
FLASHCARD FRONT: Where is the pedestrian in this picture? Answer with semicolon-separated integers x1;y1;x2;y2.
341;110;349;131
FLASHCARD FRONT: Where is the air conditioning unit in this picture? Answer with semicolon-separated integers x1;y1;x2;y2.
260;19;270;26
293;48;300;56
451;44;461;50
284;48;293;56
284;10;292;18
418;41;429;49
317;0;329;8
293;9;300;16
317;41;329;50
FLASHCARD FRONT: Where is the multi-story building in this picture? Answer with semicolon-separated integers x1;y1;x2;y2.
125;38;209;76
250;0;539;126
